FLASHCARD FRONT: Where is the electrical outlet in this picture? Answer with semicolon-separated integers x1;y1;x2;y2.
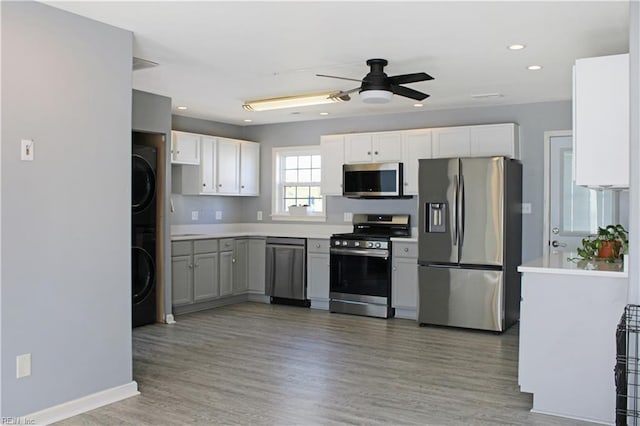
21;139;34;161
215;211;222;220
17;353;31;378
257;211;263;221
191;211;198;221
521;203;532;214
344;212;353;222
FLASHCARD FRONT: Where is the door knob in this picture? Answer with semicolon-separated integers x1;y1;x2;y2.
551;240;567;248
552;227;560;235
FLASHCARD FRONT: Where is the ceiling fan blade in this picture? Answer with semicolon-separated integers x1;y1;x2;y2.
316;74;363;83
388;72;434;85
390;85;429;101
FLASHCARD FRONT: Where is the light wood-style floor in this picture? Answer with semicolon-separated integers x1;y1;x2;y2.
58;303;595;425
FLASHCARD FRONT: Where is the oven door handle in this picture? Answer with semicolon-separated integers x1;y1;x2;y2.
330;248;389;258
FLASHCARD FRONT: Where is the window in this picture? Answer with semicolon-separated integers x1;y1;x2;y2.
272;146;325;221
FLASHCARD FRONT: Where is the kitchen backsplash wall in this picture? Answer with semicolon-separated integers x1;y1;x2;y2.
172;100;572;262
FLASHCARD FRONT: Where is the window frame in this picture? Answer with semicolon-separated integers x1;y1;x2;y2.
271;145;326;222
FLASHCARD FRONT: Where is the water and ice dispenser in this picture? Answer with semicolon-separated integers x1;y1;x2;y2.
426;202;447;233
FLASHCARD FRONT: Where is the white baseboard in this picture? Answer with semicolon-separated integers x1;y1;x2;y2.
247;293;270;303
24;381;139;425
165;313;176;324
310;299;329;310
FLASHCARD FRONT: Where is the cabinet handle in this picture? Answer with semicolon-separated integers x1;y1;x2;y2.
404;247;409;252
316;244;321;248
232;258;236;263
218;184;222;187
177;150;180;154
374;151;379;155
194;262;199;267
241;185;245;189
203;183;206;187
188;263;193;269
404;182;408;186
367;151;371;155
393;266;397;271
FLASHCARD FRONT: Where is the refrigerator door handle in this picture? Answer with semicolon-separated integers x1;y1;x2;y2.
459;174;465;246
453;174;459;246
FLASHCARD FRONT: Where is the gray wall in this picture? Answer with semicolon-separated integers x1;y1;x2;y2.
1;2;133;416
132;90;173;319
629;0;640;303
174;101;571;262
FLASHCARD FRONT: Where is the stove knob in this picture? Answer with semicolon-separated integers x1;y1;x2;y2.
375;242;382;249
334;241;341;246
354;242;360;247
367;242;374;248
342;241;349;247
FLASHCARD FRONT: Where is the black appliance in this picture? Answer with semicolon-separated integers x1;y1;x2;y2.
342;162;404;198
330;214;411;318
132;143;157;327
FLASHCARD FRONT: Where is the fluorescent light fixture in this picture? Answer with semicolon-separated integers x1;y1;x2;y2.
176;106;188;110
527;65;543;71
508;44;526;50
413;103;424;108
319;112;329;116
243;119;252;123
242;91;347;111
360;90;393;104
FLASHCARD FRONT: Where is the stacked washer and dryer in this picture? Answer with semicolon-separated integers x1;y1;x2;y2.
131;144;157;327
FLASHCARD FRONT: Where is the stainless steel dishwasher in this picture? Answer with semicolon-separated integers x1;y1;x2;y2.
265;237;309;306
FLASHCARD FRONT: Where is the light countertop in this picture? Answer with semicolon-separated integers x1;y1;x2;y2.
518;252;627;278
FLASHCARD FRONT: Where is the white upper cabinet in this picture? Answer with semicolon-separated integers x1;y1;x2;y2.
432;127;470;158
239;141;260;195
401;130;432;195
171;131;200;164
344;132;402;163
470;123;519;159
171;131;260;196
573;53;629;188
432;124;519;159
216;138;240;194
320;134;345;196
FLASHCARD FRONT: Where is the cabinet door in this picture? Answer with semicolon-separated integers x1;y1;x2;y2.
193;252;219;301
372;132;402;162
432;127;471;158
233;239;249;294
200;136;217;194
219;250;234;297
248;239;266;294
171;131;200;165
392;257;418;310
402;130;432;195
470;124;518;159
307;253;330;300
239;142;260;195
574;54;629;188
344;134;373;163
171;255;193;305
216;139;240;194
320;135;345;195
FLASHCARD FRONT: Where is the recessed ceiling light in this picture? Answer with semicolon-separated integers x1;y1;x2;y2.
319;112;329;116
527;65;543;71
243;119;252;123
176;106;188;110
508;44;526;50
471;93;503;99
413;103;424;108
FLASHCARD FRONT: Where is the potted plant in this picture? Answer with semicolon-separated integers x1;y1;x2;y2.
575;224;628;263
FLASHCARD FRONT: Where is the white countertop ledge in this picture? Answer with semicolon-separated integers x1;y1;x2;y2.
518;252;627;278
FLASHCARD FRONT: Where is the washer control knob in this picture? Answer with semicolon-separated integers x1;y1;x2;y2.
375;242;382;248
354;242;360;247
367;242;374;248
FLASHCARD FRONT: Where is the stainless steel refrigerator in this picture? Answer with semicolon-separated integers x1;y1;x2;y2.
418;156;522;332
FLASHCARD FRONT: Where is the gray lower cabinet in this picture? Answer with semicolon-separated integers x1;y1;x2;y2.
392;241;418;319
172;239;219;306
307;238;330;309
233;239;248;294
219;238;235;297
247;238;266;295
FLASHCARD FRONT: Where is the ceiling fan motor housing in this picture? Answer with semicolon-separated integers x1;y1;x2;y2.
360;58;393;103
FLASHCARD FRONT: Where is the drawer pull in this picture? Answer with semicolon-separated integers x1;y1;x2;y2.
404;247;409;252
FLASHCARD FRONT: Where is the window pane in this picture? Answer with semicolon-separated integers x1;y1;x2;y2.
285;170;298;183
285;156;298;169
310;198;323;212
284;186;296;198
284;198;296;208
310;186;321;197
297;186;310;199
298;169;311;183
311;169;321;182
312;155;321;168
299;155;311;169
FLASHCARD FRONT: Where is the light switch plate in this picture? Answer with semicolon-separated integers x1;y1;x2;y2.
344;212;353;222
191;211;198;221
215;211;222;220
257;211;263;221
21;139;34;161
521;203;532;214
17;353;31;378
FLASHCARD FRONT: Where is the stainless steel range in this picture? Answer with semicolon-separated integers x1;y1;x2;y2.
330;214;411;318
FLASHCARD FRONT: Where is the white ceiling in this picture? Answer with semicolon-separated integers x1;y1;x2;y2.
45;1;629;126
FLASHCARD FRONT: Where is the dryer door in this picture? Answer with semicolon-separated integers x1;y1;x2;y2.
132;246;155;305
132;154;156;214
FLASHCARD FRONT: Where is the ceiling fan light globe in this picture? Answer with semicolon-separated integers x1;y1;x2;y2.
360;90;393;104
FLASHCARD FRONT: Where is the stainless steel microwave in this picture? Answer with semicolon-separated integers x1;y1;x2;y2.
342;162;404;198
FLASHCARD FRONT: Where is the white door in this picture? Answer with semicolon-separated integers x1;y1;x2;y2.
545;131;618;255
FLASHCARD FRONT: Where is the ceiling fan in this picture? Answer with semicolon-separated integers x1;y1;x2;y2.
318;58;434;104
